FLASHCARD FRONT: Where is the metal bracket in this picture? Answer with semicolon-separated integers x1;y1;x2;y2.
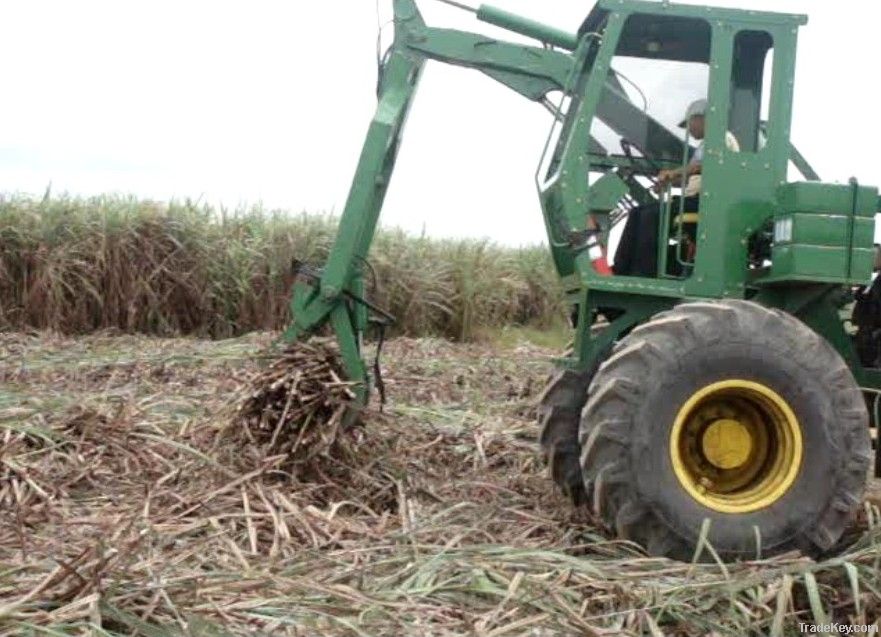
292;259;396;325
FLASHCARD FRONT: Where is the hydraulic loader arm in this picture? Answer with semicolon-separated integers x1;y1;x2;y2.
284;0;585;403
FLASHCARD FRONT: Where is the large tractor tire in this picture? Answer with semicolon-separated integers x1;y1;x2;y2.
538;363;596;505
537;325;611;505
580;300;873;560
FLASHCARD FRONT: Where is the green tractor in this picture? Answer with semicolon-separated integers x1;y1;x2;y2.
288;0;880;560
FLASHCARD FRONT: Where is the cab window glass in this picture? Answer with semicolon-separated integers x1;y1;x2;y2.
589;13;712;162
728;30;774;153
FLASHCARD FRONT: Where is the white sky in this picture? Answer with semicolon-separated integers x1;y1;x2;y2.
0;0;878;246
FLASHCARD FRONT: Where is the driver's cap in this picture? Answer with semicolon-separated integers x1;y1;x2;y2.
678;98;707;128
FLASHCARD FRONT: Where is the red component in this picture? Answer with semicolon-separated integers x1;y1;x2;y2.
591;254;613;276
585;226;613;276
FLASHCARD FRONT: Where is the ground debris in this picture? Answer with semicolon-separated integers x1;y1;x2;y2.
0;331;879;637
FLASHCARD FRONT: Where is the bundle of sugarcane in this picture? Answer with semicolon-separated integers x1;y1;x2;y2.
233;338;359;465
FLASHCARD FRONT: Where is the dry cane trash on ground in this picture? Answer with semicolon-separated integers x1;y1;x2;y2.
0;331;880;636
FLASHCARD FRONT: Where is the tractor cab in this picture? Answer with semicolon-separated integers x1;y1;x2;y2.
538;0;812;296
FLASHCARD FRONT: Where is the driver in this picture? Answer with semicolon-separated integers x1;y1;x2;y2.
612;99;740;277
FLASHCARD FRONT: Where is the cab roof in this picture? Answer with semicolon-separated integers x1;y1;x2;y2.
579;0;807;63
581;0;807;37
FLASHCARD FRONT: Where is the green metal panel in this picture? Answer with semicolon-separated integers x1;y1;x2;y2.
598;0;807;27
586;172;629;212
760;180;879;286
768;245;873;283
774;214;874;248
684;21;800;299
571;289;673;373
579;266;688;298
777;181;879;217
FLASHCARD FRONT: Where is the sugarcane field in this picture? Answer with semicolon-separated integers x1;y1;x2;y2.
1;197;879;636
3;0;881;635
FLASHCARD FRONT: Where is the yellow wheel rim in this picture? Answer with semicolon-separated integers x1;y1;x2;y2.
670;380;803;513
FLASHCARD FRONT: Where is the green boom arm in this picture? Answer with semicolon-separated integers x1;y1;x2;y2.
284;0;587;403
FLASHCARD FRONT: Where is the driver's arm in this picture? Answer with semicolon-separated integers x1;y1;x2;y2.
658;161;700;186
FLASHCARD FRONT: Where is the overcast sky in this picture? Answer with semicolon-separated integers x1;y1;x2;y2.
0;0;878;246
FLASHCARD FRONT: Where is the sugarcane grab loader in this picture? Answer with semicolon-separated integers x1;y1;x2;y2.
288;0;881;561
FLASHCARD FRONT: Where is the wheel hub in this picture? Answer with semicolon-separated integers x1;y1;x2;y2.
670;380;803;513
701;418;753;470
